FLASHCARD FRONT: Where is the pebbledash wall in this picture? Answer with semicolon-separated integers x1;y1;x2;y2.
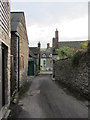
0;0;11;119
54;52;89;99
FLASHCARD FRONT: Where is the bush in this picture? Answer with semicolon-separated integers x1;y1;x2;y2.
81;41;88;49
58;46;74;60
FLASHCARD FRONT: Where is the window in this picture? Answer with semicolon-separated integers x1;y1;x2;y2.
49;54;52;58
42;54;46;58
43;60;46;67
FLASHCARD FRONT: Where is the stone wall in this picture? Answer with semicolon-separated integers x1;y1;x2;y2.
54;52;89;99
11;33;18;94
11;13;29;89
0;1;11;119
0;1;11;100
18;15;29;87
11;32;29;91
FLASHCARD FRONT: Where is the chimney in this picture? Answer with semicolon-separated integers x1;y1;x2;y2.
52;38;55;47
55;28;59;40
38;41;41;71
47;43;50;49
38;41;41;48
54;29;59;49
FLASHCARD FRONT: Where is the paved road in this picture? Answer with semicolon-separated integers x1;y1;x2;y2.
18;75;88;118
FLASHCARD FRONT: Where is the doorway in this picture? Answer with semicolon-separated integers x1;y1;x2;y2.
0;43;8;108
28;61;34;76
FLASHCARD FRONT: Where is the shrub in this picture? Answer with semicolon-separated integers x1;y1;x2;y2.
81;41;88;49
58;46;74;60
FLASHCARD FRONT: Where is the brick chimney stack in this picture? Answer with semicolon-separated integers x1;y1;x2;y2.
38;41;41;71
38;41;41;48
55;28;59;40
52;38;55;48
55;28;59;48
47;43;50;49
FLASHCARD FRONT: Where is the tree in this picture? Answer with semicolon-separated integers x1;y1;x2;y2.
58;46;74;60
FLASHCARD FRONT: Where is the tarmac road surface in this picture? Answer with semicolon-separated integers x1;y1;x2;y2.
18;74;88;118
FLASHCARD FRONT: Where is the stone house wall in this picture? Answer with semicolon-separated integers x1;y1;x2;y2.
46;58;53;69
11;12;29;91
17;15;29;87
36;53;40;73
11;33;19;94
0;1;11;119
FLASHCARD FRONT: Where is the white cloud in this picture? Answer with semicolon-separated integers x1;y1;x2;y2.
60;15;88;40
11;0;89;2
27;25;55;48
27;15;88;48
11;2;88;48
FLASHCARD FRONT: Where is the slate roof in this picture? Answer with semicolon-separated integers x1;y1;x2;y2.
29;47;40;55
45;47;52;53
41;47;52;58
41;51;50;58
58;41;85;49
53;41;86;55
29;50;36;58
11;12;24;32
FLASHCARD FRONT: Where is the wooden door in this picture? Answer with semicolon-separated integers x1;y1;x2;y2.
28;61;34;76
2;47;5;106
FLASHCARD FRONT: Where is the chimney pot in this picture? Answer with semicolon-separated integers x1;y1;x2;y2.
47;43;50;49
38;41;41;48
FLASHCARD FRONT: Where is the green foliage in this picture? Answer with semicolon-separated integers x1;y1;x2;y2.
81;41;88;49
58;46;74;60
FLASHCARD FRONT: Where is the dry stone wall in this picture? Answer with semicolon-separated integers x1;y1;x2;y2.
54;53;89;99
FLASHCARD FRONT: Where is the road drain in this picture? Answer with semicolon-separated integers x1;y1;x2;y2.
27;90;40;96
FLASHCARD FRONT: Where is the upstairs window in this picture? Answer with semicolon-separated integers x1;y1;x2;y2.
42;54;46;58
49;54;52;58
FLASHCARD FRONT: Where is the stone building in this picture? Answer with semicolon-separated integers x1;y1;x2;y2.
29;42;41;75
52;29;59;49
52;29;85;56
28;49;37;76
0;0;11;118
41;43;53;71
52;29;86;60
52;29;86;77
11;12;29;94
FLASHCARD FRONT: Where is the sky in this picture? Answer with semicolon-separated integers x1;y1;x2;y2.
11;1;88;48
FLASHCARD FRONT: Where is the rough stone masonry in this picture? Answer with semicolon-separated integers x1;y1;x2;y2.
54;51;89;99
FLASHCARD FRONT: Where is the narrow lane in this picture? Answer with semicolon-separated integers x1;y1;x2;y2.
18;75;88;118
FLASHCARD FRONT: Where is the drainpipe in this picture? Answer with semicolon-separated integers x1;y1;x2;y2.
38;42;41;72
0;42;2;110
